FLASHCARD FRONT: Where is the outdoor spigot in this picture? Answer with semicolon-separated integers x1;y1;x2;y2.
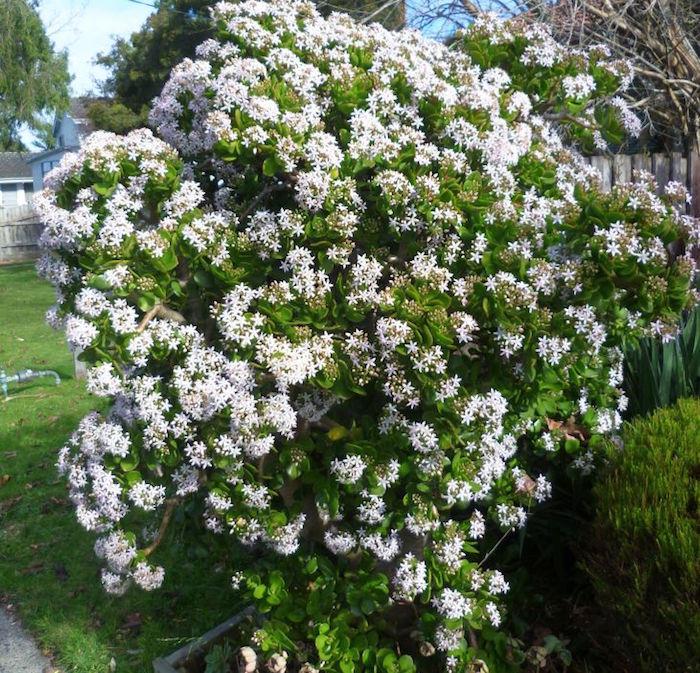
0;368;61;399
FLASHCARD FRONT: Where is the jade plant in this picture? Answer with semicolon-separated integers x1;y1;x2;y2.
37;2;699;671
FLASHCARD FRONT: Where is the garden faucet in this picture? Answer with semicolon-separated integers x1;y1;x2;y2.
0;368;61;399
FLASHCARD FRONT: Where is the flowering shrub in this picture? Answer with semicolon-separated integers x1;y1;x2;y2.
37;2;699;671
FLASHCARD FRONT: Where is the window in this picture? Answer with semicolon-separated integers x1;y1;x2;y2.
1;184;18;207
41;160;59;178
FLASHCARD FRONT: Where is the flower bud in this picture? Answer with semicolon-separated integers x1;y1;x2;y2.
237;646;257;673
266;652;287;673
419;641;436;656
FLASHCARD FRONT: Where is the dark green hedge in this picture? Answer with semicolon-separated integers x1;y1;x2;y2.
584;398;700;672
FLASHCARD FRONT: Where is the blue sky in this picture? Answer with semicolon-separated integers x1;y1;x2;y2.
39;0;152;95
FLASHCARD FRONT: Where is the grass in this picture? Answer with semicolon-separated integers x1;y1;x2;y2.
0;263;242;673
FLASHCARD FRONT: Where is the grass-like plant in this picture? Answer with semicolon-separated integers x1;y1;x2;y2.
623;306;700;417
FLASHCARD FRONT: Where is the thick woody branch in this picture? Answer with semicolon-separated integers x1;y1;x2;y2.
543;111;597;130
137;303;187;333
460;0;483;17
143;497;180;557
239;178;294;223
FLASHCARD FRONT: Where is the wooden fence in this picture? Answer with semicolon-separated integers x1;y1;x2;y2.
0;205;42;264
584;145;700;218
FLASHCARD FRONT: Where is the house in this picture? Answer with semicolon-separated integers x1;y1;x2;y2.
0;153;35;209
27;98;97;191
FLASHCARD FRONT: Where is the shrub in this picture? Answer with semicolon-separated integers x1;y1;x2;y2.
584;398;700;673
36;2;699;671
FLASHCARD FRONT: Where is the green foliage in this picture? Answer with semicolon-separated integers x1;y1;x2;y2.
459;26;635;152
40;5;697;672
86;100;145;136
239;557;415;673
623;306;700;417
204;641;234;673
0;0;70;149
583;398;700;673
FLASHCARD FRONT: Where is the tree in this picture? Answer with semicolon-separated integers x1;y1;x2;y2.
38;3;697;672
0;0;71;150
94;0;405;134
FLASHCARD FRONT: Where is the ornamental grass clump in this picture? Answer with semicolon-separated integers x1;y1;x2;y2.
37;2;699;671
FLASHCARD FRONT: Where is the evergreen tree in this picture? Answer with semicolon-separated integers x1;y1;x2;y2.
0;0;71;150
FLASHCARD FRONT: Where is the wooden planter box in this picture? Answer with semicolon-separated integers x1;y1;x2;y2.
153;605;256;673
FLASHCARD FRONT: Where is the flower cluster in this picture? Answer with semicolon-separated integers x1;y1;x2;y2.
40;3;698;672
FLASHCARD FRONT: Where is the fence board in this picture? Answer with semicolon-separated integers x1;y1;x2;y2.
613;154;632;185
0;205;42;264
671;151;685;186
586;150;700;214
632;153;652;179
653;154;671;194
690;143;700;218
591;155;612;191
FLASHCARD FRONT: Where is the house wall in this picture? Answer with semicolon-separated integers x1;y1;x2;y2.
55;114;81;149
30;149;67;192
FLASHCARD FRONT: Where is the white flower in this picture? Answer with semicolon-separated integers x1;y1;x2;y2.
132;562;165;591
393;554;428;601
432;588;473;619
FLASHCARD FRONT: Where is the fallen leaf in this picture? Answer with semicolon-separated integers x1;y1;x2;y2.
545;416;589;441
120;612;142;632
0;475;10;487
20;562;45;575
0;495;22;513
41;497;68;514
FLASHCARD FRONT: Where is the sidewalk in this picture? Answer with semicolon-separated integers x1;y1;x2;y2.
0;607;54;673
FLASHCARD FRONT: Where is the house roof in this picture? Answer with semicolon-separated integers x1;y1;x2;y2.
54;97;99;140
26;146;74;164
0;152;33;180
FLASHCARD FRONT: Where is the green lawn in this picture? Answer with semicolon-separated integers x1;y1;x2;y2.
0;263;241;672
